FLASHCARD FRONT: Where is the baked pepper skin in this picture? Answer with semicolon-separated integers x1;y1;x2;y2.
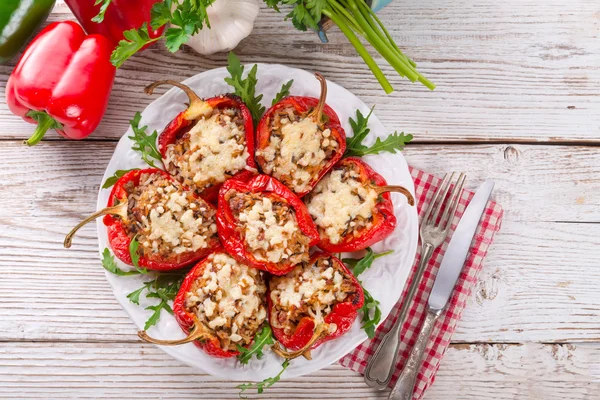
158;94;257;203
317;157;397;253
5;21;116;145
64;0;164;48
0;0;55;64
172;249;241;358
103;168;219;271
269;252;364;352
255;96;346;197
216;175;320;276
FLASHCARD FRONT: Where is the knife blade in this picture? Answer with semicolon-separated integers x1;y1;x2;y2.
428;180;495;311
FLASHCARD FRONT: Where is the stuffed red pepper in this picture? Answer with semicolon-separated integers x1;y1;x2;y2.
304;157;415;253
216;175;319;276
145;80;256;202
64;169;219;271
255;73;346;197
269;252;364;359
138;250;268;358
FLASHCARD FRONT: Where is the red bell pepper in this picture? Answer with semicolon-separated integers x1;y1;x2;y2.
137;249;268;358
145;80;256;203
216;175;320;276
64;0;164;48
256;73;346;197
5;21;116;146
308;157;415;253
269;252;364;359
64;168;220;271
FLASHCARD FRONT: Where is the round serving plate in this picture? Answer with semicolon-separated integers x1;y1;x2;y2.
96;64;418;381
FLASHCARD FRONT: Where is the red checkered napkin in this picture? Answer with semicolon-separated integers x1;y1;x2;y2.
339;167;504;399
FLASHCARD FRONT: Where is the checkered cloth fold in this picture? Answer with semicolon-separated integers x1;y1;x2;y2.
339;167;504;399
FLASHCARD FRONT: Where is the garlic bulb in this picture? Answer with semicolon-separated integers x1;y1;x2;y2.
185;0;259;55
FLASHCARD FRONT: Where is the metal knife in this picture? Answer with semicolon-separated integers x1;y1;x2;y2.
388;180;495;400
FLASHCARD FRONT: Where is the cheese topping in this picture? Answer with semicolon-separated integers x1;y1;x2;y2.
125;173;218;260
185;253;267;351
227;191;311;266
269;256;355;335
258;107;339;193
164;107;249;194
305;164;378;244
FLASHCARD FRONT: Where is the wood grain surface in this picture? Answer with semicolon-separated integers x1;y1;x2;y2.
0;1;599;399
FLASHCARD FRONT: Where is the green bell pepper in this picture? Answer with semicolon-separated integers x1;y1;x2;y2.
0;0;56;64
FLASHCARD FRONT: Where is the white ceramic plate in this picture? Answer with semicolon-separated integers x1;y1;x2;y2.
96;64;418;381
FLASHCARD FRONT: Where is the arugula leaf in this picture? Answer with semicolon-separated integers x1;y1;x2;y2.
126;286;146;305
345;108;413;157
360;286;382;338
102;169;139;189
110;23;162;68
224;52;265;125
92;0;112;23
237;359;290;396
127;273;186;329
129;237;149;274
343;248;393;277
272;80;294;105
101;248;141;276
145;300;170;330
128;112;163;169
236;325;274;364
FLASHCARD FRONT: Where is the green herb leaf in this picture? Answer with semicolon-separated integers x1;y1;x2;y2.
101;248;141;276
92;0;112;23
237;359;290;396
127;273;186;329
224;52;265;125
343;248;393;277
272;80;294;105
345;107;373;155
126;286;146;305
128;112;163;168
236;325;274;364
144;299;169;330
359;286;381;338
102;169;140;189
129;237;149;274
150;0;173;29
110;23;162;68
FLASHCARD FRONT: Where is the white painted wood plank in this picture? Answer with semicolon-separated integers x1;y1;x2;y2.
0;142;598;343
0;342;597;399
0;0;598;142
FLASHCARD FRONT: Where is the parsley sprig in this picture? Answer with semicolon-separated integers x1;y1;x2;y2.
236;325;275;364
343;247;393;338
237;360;290;397
110;0;215;68
128;112;163;169
345;108;413;158
224;52;265;125
92;0;112;23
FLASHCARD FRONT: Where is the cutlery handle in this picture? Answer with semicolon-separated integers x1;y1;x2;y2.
388;309;441;400
364;243;434;390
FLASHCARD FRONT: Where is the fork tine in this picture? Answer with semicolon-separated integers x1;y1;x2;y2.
425;172;455;226
422;173;453;226
440;173;467;231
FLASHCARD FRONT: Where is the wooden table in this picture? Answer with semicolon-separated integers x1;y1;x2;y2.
1;1;598;398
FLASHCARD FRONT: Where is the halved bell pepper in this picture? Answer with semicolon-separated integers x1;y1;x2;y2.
216;175;320;276
145;80;257;203
0;0;55;64
64;0;164;48
256;73;346;197
5;21;116;145
64;168;220;271
268;252;364;359
307;157;415;253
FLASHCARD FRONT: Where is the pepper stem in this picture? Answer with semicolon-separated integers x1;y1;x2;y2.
307;72;328;126
144;80;213;120
64;199;128;248
272;323;329;360
138;317;211;346
24;111;58;146
372;185;415;206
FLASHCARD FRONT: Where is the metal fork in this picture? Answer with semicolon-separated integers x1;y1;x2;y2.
364;172;467;390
